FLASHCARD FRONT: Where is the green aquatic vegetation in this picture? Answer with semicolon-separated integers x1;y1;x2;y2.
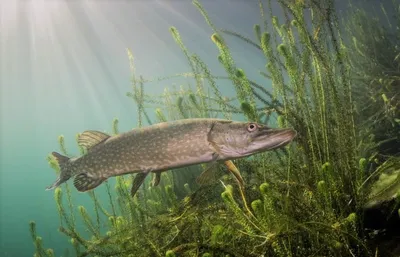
362;157;400;208
29;221;55;257
30;0;400;256
345;1;400;162
343;6;400;255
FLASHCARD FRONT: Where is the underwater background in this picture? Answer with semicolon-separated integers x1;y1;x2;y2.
0;0;399;256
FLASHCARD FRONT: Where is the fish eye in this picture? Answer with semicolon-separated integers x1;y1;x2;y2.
247;123;258;132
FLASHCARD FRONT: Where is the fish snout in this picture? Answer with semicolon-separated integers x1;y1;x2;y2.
254;127;297;150
280;128;297;146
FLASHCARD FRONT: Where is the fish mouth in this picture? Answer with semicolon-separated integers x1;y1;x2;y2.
253;127;297;152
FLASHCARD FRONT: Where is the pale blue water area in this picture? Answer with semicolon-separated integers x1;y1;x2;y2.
0;0;393;256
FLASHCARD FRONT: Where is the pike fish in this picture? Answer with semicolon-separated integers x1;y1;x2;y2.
46;118;296;196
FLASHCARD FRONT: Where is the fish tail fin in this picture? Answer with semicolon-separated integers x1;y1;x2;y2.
45;152;71;191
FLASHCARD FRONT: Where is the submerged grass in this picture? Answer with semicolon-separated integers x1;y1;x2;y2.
30;0;399;256
345;0;400;162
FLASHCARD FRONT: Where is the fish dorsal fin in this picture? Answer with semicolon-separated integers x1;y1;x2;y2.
78;131;110;151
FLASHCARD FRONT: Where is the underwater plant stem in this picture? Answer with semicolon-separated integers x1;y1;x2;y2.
59;226;88;248
105;182;117;217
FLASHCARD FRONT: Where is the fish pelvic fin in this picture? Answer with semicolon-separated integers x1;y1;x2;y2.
45;152;72;191
151;172;162;187
73;173;106;192
131;172;149;197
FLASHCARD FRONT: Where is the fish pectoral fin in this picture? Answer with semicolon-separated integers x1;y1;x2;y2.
78;131;110;151
224;160;245;189
131;172;149;197
73;173;106;192
151;172;162;187
224;160;253;217
196;161;226;185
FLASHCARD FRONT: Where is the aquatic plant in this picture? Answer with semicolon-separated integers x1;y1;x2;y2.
342;3;400;255
31;0;400;256
345;1;400;162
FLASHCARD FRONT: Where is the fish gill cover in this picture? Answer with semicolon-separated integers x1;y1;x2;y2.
30;0;400;256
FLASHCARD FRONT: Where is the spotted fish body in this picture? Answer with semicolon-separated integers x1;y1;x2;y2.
46;118;296;194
